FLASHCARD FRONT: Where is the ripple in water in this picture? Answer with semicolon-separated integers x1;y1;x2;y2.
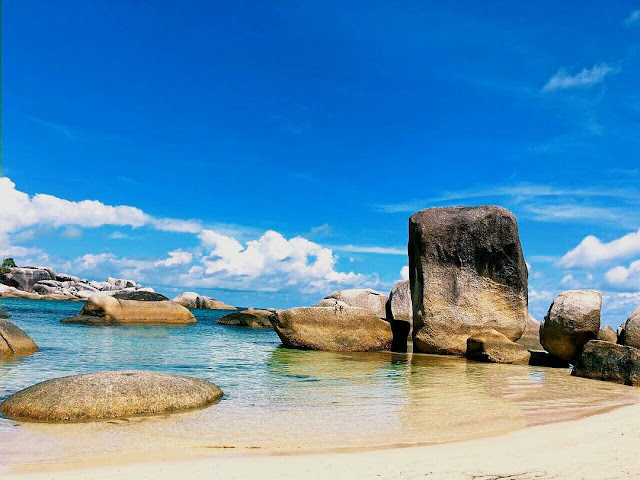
1;298;639;465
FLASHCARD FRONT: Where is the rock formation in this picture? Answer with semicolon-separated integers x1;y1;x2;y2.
218;308;272;328
540;290;602;363
0;319;39;358
516;314;542;350
269;306;392;352
596;326;618;344
61;294;196;326
618;306;640;349
0;370;223;422
315;289;388;318
172;291;235;310
408;206;528;355
466;330;531;365
573;340;640;386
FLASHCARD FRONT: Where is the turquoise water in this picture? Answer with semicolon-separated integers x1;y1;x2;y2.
2;297;640;465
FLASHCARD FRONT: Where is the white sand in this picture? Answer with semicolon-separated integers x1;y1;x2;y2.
3;402;640;480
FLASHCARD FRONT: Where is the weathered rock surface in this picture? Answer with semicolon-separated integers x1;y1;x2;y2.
466;330;531;365
315;289;388;318
386;279;412;332
540;290;602;363
573;340;640;386
173;292;235;310
61;294;196;326
528;350;571;368
112;291;169;302
408;206;528;355
618;306;640;349
596;326;618;344
0;310;11;319
218;308;272;328
2;267;55;292
0;370;223;422
516;314;542;350
0;319;38;358
270;306;393;351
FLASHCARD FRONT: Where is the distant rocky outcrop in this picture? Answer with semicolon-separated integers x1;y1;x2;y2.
540;290;602;364
408;206;528;355
596;326;618;344
61;294;196;326
0;370;223;422
172;292;235;310
218;308;272;328
315;289;388;318
516;314;542;351
466;330;531;365
0;319;39;358
0;264;155;302
573;340;640;386
618;306;640;349
270;306;392;352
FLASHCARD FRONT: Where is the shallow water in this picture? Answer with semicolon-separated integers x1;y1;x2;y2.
1;298;639;465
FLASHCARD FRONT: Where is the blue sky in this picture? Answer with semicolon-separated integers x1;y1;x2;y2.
1;1;640;326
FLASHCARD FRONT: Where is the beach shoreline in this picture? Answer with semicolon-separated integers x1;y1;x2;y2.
4;401;640;480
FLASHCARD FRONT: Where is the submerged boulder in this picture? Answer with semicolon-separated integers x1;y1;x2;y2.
0;319;38;358
408;206;528;355
270;306;392;352
618;306;640;349
0;370;223;422
218;308;272;328
516;314;542;350
596;326;618;344
573;340;640;386
540;290;602;363
466;330;531;365
315;289;388;318
61;294;196;326
0;310;11;319
173;291;236;310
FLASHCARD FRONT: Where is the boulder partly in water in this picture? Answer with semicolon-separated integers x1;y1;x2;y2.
315;289;388;318
516;314;542;351
0;370;223;422
540;290;602;363
270;306;392;352
0;319;38;358
466;330;531;365
408;206;529;355
218;308;272;328
172;291;236;310
573;340;640;386
61;294;196;326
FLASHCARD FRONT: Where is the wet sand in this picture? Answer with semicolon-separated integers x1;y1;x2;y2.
3;402;640;480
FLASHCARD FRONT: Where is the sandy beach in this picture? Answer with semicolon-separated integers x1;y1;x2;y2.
3;401;639;480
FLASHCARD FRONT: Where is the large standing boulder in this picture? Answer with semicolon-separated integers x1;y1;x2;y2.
408;206;528;355
540;290;602;363
466;330;531;365
3;267;56;292
269;306;392;352
0;370;223;422
516;314;542;350
386;279;412;328
596;326;618;344
1;319;39;357
61;294;196;326
218;308;272;328
173;291;236;310
573;340;640;386
315;289;388;318
618;306;640;349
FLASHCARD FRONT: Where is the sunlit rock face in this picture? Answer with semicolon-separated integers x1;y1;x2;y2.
408;206;528;356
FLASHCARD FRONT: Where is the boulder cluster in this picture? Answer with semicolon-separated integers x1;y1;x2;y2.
0;266;154;301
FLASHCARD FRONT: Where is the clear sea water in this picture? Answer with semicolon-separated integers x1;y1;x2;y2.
2;297;640;466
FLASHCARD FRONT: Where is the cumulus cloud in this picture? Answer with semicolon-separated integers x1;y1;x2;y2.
559;229;640;268
154;249;193;267
400;265;409;280
542;63;619;92
529;289;553;301
605;260;640;290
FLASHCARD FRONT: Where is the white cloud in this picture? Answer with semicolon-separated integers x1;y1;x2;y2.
542;63;619;92
154;249;193;267
61;226;83;239
625;10;640;26
529;289;553;301
559;229;640;268
605;260;640;290
400;265;409;281
330;245;406;255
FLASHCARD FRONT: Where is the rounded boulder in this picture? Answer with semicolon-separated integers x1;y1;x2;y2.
0;370;223;422
1;319;38;358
